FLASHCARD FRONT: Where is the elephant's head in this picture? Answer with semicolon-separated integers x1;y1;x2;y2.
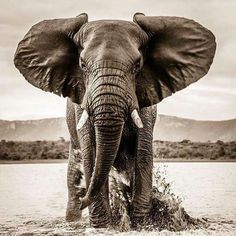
14;13;216;209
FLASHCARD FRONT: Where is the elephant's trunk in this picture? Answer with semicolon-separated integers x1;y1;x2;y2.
79;64;132;209
79;122;124;209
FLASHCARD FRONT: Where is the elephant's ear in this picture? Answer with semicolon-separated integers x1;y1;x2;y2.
14;13;88;104
134;13;216;108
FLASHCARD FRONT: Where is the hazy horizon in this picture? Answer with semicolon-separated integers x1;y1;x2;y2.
0;0;236;121
1;113;235;122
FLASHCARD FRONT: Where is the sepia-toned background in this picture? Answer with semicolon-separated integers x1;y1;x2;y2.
0;1;236;235
0;0;235;121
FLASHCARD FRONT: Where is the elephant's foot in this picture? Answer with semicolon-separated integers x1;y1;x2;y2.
90;211;111;228
131;206;152;228
90;212;111;228
66;186;86;221
90;218;111;228
131;214;152;228
66;197;82;222
89;199;111;228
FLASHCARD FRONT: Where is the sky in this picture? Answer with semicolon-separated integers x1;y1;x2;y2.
0;0;235;121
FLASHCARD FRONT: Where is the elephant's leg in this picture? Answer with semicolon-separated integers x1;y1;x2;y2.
131;106;157;226
66;141;85;221
66;100;85;221
89;179;111;227
79;122;111;228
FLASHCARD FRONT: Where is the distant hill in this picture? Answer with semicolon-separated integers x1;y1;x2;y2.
0;115;236;142
0;118;69;141
153;115;236;142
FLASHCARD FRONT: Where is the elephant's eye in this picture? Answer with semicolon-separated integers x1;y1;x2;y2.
132;59;141;74
80;58;87;71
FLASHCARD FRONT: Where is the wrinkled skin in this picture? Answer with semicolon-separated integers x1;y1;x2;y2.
14;13;216;228
66;98;157;226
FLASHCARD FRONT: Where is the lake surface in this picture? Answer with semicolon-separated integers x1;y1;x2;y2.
0;162;236;235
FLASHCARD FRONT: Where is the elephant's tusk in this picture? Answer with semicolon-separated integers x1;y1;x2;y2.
131;109;143;128
77;110;89;130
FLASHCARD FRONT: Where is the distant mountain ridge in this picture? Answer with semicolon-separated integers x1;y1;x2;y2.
0;115;236;142
154;115;236;142
0;118;69;141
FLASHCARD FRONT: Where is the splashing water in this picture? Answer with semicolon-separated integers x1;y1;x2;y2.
109;167;205;232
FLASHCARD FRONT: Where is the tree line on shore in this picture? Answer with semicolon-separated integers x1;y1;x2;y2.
0;139;235;161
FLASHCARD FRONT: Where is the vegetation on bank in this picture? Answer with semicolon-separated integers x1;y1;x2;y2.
0;138;68;161
0;139;235;161
153;140;236;161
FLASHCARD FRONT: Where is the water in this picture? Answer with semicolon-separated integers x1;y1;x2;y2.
0;162;236;235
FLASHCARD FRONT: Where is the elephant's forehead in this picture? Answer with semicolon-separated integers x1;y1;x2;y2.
80;20;141;43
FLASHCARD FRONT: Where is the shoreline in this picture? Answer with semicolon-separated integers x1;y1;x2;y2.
0;159;235;164
0;159;68;164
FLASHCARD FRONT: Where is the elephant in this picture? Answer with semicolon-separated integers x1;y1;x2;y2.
14;13;216;228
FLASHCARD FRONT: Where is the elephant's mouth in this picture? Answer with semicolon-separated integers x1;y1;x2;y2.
76;62;143;209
